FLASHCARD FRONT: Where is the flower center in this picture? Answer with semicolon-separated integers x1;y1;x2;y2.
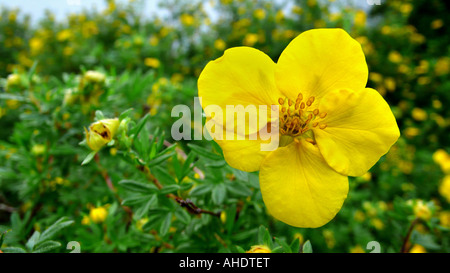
277;92;328;144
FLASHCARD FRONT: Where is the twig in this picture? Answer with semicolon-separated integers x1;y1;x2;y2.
0;204;16;213
401;217;419;253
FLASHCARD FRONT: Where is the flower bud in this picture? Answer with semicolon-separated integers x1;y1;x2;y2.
89;206;108;223
246;245;271;253
85;118;119;151
84;70;106;84
6;74;21;91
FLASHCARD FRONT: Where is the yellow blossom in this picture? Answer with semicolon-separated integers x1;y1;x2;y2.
144;57;160;68
388;51;402;63
413;200;432;220
57;29;72;42
371;218;384;230
214;39;226;51
354;10;366;27
439;176;450;203
220;211;227;224
85;118;119;151
253;9;266;20
350;245;365;253
404;127;420;138
6;74;21;91
435;57;449;76
323;230;335;249
411;108;427;121
439;211;450;227
243;33;259;46
31;144;46;155
89;206;108;223
431;19;443;29
81;215;91;225
409;244;426;253
354;210;365;222
84;70;106;84
246;245;271;253
198;29;399;227
180;14;195;26
293;233;304;244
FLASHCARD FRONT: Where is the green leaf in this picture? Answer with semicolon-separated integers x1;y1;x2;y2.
189;184;212;196
40;217;74;242
33;241;61;253
81;151;97;165
26;231;41;251
95;110;105;121
212;183;226;205
119;180;158;193
159;184;180;195
159;213;172;237
290;238;300;253
187;143;223;161
225;182;252;196
134;195;157;219
302;240;313;253
151;167;177;185
119;108;134;120
147;152;173;167
131;113;150;140
2;247;27;253
121;194;154;206
275;237;291;253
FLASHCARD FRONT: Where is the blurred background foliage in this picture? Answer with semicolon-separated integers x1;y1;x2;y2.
0;0;449;253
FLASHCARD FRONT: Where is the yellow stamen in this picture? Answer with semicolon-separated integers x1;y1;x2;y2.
319;124;327;129
278;98;284;105
320;112;327;119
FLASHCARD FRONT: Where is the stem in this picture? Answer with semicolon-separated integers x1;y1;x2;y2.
401;217;419;253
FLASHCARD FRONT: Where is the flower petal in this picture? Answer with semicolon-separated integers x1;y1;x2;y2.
259;139;349;228
198;47;281;134
210;119;277;172
314;88;400;177
275;28;368;101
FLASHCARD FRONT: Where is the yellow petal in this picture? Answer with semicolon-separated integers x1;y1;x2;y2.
259;139;348;228
275;28;368;101
198;47;281;134
210;119;276;172
314;88;400;177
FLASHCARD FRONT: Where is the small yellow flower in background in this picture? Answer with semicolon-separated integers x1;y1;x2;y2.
246;245;271;253
409;244;426;253
353;10;366;27
198;28;399;228
81;215;91;225
399;3;413;15
85;118;119;151
180;14;195;26
354;210;365;222
6;74;21;91
360;172;372;182
144;57;160;68
412;108;427;121
388;51;402;63
323;229;335;249
148;36;159;46
31;144;46;156
439;211;450;228
371;218;384;230
384;77;396;92
6;99;20;109
435;57;449;76
433;149;450;174
136;218;149;231
431;19;443;29
57;29;72;42
84;70;106;84
413;200;432;220
253;9;266;20
439;175;450;203
369;72;383;83
243;33;259;46
89;206;108;223
404;127;420;138
293;233;304;244
350;245;365;253
220;211;227;224
214;39;226;51
275;10;284;23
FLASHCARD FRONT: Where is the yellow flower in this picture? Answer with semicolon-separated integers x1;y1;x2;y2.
243;33;259;46
31;144;46;155
411;108;427;121
198;28;400;227
323;229;335;249
246;245;271;253
413;200;432;220
431;19;443;29
371;218;384;230
354;10;366;27
439;175;450;203
180;14;195;26
144;57;160;68
388;51;402;63
81;215;91;225
350;245;365;253
409;244;426;253
253;9;266;20
293;233;304;244
84;70;106;84
439;211;450;227
6;74;21;91
435;57;449;76
85;118;119;151
214;39;226;51
220;211;227;224
57;29;72;42
89;206;108;223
